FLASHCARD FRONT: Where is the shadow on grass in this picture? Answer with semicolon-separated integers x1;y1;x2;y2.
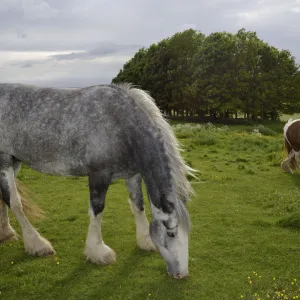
46;248;188;300
288;173;300;187
277;212;300;230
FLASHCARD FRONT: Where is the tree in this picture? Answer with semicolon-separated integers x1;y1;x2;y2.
112;28;300;120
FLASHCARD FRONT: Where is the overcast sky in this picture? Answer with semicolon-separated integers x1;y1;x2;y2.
0;0;299;87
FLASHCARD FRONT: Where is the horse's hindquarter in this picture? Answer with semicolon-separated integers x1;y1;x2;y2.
0;84;136;177
285;120;300;152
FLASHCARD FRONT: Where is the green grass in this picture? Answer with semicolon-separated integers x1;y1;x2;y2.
1;122;300;299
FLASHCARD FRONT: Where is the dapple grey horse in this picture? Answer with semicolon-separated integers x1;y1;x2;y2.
0;83;195;278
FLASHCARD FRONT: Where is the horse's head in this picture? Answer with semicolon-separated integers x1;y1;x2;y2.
149;194;190;279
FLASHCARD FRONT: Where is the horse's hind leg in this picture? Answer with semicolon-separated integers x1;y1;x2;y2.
295;151;300;170
0;159;22;243
84;172;116;265
125;174;156;251
281;150;295;173
0;197;18;243
0;156;55;256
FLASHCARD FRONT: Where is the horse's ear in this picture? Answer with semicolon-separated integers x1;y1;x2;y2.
160;194;174;214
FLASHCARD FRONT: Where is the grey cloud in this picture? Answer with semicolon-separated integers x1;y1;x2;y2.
1;0;299;56
1;52;128;87
20;63;33;68
0;0;240;51
10;59;50;68
7;42;141;71
17;32;28;39
20;76;112;88
0;0;299;86
50;43;142;61
11;62;122;87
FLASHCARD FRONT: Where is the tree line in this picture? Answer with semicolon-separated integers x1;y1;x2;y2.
112;29;300;121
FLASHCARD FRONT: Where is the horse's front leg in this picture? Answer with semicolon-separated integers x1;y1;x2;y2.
84;172;116;265
125;174;157;251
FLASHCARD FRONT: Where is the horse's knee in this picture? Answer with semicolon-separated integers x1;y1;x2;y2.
88;173;110;216
90;192;105;216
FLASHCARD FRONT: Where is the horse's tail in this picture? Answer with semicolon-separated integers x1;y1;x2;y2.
16;179;45;220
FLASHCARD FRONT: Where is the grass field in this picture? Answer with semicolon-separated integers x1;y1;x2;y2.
1;122;300;299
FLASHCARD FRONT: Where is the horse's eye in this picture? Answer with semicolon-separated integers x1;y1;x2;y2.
167;231;175;238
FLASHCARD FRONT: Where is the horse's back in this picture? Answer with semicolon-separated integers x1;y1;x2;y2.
0;84;142;177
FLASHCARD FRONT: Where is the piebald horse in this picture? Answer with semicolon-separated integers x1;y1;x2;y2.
281;118;300;173
0;83;196;279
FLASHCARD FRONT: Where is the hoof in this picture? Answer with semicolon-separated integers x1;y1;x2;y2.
84;243;116;265
168;272;189;279
24;234;56;257
0;233;19;244
0;226;19;244
281;162;293;173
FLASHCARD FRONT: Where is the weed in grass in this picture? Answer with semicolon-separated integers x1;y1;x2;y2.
240;273;300;300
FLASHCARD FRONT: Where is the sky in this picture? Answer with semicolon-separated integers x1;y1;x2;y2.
0;0;299;88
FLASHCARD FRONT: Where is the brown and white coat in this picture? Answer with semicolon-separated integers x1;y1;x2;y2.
281;119;300;173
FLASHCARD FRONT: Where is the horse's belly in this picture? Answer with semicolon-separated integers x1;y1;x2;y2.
24;159;137;179
23;160;88;177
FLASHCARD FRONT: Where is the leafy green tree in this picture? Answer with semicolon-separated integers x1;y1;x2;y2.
112;28;300;120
